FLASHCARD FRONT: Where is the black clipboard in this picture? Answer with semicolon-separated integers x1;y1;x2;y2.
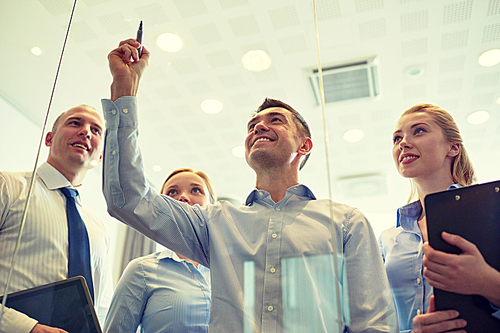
425;180;500;333
2;276;102;333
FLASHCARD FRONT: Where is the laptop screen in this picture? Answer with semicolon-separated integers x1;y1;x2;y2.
3;276;101;333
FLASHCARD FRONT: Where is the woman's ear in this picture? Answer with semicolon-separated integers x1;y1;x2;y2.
448;142;460;157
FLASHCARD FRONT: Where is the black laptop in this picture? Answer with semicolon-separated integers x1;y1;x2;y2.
2;276;102;333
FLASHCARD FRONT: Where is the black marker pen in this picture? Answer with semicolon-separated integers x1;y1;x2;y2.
136;21;143;58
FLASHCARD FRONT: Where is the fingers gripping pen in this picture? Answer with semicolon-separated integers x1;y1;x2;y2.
137;21;143;58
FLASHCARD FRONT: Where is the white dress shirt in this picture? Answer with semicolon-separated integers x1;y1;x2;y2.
0;162;112;333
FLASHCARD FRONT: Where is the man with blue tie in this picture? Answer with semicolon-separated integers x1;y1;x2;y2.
0;105;112;333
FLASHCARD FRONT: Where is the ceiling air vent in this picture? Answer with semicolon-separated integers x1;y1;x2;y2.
309;57;380;105
337;173;387;198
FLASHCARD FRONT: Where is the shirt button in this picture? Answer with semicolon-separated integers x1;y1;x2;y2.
418;248;422;255
417;278;421;284
258;192;263;196
268;305;274;312
111;150;116;155
271;233;278;239
270;267;276;273
417;309;421;315
122;108;128;114
276;207;280;211
111;109;117;115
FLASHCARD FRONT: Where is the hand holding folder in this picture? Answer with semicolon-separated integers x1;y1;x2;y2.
423;231;500;297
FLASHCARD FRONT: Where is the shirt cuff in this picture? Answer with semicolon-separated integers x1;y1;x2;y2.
0;307;38;333
101;96;138;129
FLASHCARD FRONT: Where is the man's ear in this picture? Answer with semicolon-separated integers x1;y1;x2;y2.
298;138;313;156
45;132;54;147
448;142;460;157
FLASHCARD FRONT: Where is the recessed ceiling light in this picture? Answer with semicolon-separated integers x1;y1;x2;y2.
405;65;425;79
496;97;500;105
467;110;490;125
343;129;364;143
31;46;42;56
232;146;245;158
478;49;500;67
241;50;272;72
157;33;183;52
152;165;162;172
200;99;223;114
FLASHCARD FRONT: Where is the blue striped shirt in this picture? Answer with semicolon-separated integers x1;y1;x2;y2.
102;96;398;333
104;249;210;333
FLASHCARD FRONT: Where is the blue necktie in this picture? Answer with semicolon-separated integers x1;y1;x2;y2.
60;187;94;302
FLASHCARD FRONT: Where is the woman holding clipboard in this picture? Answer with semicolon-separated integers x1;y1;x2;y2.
378;103;500;333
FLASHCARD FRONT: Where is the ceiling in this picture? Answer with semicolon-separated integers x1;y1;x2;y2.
1;0;499;235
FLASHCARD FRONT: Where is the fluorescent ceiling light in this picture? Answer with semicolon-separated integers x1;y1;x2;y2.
343;129;364;143
467;110;490;125
241;50;271;72
478;49;500;67
157;33;183;52
152;165;162;172
201;99;223;114
232;146;245;158
31;46;42;56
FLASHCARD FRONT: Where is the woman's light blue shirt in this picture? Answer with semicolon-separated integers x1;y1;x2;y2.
379;200;432;333
104;248;211;333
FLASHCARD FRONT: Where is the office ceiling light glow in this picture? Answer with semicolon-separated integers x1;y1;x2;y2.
467;110;490;125
343;129;364;143
478;49;500;67
152;165;162;172
157;33;183;52
31;46;42;56
201;99;223;114
232;146;245;158
241;50;272;72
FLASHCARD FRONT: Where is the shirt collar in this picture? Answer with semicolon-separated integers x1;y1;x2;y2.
158;248;209;272
397;200;422;230
397;183;461;230
37;162;73;190
37;162;83;205
245;184;316;206
158;248;175;260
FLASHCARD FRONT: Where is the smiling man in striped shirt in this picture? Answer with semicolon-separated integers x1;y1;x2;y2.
0;105;112;333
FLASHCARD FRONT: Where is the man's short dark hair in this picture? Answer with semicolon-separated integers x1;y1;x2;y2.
253;98;311;170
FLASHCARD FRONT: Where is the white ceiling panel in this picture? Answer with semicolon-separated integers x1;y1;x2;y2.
1;0;499;234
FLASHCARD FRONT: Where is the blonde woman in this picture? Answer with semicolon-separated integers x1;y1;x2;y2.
379;104;500;333
104;168;214;333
